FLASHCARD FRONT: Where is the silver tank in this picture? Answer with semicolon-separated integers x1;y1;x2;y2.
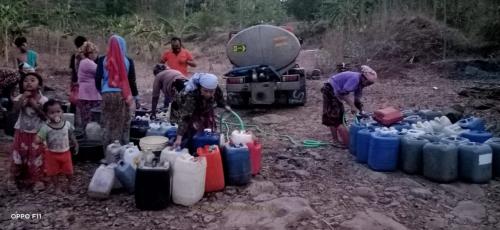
226;25;301;72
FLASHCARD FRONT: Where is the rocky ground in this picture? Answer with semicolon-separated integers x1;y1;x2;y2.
1;48;500;229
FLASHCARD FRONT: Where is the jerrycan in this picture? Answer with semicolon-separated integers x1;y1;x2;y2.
230;130;253;145
418;109;443;121
367;129;400;172
146;122;167;136
458;142;493;183
405;129;426;138
197;145;225;192
135;159;171;210
485;138;500;177
172;153;207;206
458;117;486;131
349;122;367;156
403;115;424;124
193;129;220;151
337;124;349;147
373;107;403;126
85;122;103;141
105;140;123;164
88;164;115;199
164;123;178;142
390;121;411;131
421;132;445;143
460;130;493;143
141;148;156;166
400;136;429;174
160;146;189;166
247;140;263;176
442;124;468;137
423;141;458;183
222;143;252;186
123;144;141;168
114;160;136;193
356;128;375;163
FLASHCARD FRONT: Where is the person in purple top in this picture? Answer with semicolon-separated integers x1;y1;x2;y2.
322;65;377;146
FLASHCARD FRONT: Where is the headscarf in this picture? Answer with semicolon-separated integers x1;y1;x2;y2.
79;41;98;57
184;73;218;92
361;65;377;83
104;35;133;105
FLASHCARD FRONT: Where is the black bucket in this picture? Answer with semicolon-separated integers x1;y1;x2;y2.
74;140;104;162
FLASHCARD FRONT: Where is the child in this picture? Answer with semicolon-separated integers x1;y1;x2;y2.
37;99;78;194
8;72;48;192
14;37;38;72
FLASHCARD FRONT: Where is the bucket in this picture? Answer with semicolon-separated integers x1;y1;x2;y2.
139;136;168;152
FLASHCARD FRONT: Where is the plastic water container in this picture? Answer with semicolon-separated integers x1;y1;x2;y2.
193;129;221;151
460;130;493;143
390;121;411;131
197;145;225;192
418;109;443;121
105;140;123;164
423;141;458;183
400;136;429;174
421;132;445;143
356;128;375;163
442;124;468;137
442;136;470;146
337;124;349;147
247;140;262;176
62;113;75;126
403;115;423;124
146;122;168;136
160;147;189;166
458;117;486;131
123;144;141;168
373;107;403;126
172;153;207;206
230;130;253;145
367;131;400;172
405;129;426;138
485;138;500;177
349;122;367;156
412;121;434;133
114;160;136;193
88;164;115;199
222;143;252;185
85;122;103;141
458;142;493;183
135;160;171;210
164;123;178;141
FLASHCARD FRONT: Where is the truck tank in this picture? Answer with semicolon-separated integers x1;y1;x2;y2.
226;25;301;73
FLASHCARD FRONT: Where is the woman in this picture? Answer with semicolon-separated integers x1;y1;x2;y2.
170;73;229;150
322;65;377;146
77;41;101;130
95;35;139;147
150;64;186;119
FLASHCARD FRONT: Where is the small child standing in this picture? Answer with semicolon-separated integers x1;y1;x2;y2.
9;72;48;192
37;99;78;194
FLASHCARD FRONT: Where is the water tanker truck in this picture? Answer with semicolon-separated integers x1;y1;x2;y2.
224;25;306;106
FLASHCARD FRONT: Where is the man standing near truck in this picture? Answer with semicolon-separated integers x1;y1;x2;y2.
161;37;197;77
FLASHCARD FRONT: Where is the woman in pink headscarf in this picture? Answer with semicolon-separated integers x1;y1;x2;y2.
95;35;139;148
322;65;377;147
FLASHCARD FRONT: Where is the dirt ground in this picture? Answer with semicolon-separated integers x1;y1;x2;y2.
1;46;500;230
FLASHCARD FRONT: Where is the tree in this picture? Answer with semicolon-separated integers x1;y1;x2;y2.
0;1;30;63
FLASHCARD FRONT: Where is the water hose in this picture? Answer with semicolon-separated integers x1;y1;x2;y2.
217;111;355;148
